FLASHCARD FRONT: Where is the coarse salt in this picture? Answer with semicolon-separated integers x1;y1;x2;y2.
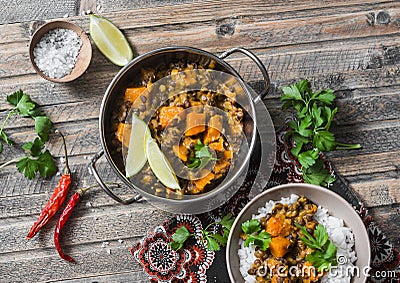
33;28;82;79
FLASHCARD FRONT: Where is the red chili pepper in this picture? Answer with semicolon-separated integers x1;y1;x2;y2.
26;130;71;240
54;187;89;263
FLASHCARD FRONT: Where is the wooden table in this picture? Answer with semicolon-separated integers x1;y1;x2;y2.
1;0;399;282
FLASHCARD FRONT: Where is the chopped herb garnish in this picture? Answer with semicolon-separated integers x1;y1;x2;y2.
169;213;234;251
295;223;338;272
241;219;272;251
187;140;218;169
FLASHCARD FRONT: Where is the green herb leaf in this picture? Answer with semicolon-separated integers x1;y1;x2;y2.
0;130;13;146
16;156;39;179
207;236;221;251
34;116;53;142
280;80;361;187
302;159;336;186
312;89;336;105
6;89;25;106
22;138;45;157
313;130;335;152
297;116;313;137
241;219;261;234
37;150;57;178
187;140;217;169
314;224;329;247
296;223;338;272
244;231;272;251
220;213;234;231
298;149;319;169
172;226;191;244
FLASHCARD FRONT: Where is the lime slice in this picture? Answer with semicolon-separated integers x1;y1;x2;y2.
146;138;180;190
89;14;133;66
125;114;150;178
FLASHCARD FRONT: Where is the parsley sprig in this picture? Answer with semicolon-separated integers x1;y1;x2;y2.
187;140;218;169
169;213;234;251
295;223;338;272
281;80;361;186
241;219;272;251
0;90;57;179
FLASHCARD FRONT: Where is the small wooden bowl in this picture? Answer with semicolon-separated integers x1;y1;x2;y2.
29;20;92;83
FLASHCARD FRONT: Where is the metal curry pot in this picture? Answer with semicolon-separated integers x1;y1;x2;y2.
89;46;274;214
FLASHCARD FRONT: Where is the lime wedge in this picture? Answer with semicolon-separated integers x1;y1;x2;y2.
89;14;133;66
125;114;150;178
146;138;180;190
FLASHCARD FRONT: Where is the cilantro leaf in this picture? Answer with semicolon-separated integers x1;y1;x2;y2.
312;89;336;105
187;140;217;169
244;231;272;251
241;219;261;234
313;130;335;152
207;236;221;251
314;224;329;247
298;149;319;169
15;94;36;117
296;223;338;272
16;157;39;179
6;90;25;106
34;116;52;142
37;150;57;178
302;159;335;186
22;138;45;157
169;213;234;252
172;226;191;244
220;213;234;231
281;85;303;102
297;116;313;137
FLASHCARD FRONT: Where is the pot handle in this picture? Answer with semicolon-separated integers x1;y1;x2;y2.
219;47;270;102
88;149;142;204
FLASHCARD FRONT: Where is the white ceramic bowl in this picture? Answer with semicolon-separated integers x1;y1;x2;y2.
226;183;370;283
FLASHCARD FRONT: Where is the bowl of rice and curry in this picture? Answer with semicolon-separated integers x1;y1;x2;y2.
90;46;272;213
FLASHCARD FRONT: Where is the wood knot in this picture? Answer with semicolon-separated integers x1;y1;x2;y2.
216;23;235;36
376;11;391;24
366;11;391;26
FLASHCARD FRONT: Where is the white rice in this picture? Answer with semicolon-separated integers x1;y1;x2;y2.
238;194;357;283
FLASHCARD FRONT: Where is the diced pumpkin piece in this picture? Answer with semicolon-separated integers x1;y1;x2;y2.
124;87;147;104
209;138;224;151
204;115;223;144
269;236;291;258
159;106;184;129
224;150;233;159
212;160;230;174
173;144;188;162
185;112;206;136
115;123;131;148
193;171;215;191
266;215;290;237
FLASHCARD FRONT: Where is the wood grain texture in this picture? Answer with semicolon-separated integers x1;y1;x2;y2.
0;0;399;282
0;0;79;25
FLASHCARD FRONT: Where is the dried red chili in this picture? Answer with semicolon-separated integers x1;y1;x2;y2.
54;187;89;263
26;130;71;240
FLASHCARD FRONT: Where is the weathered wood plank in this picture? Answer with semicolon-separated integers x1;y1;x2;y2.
0;244;144;282
0;201;168;254
1;37;400;112
0;0;79;25
0;0;394;44
2;5;400;79
51;271;148;283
